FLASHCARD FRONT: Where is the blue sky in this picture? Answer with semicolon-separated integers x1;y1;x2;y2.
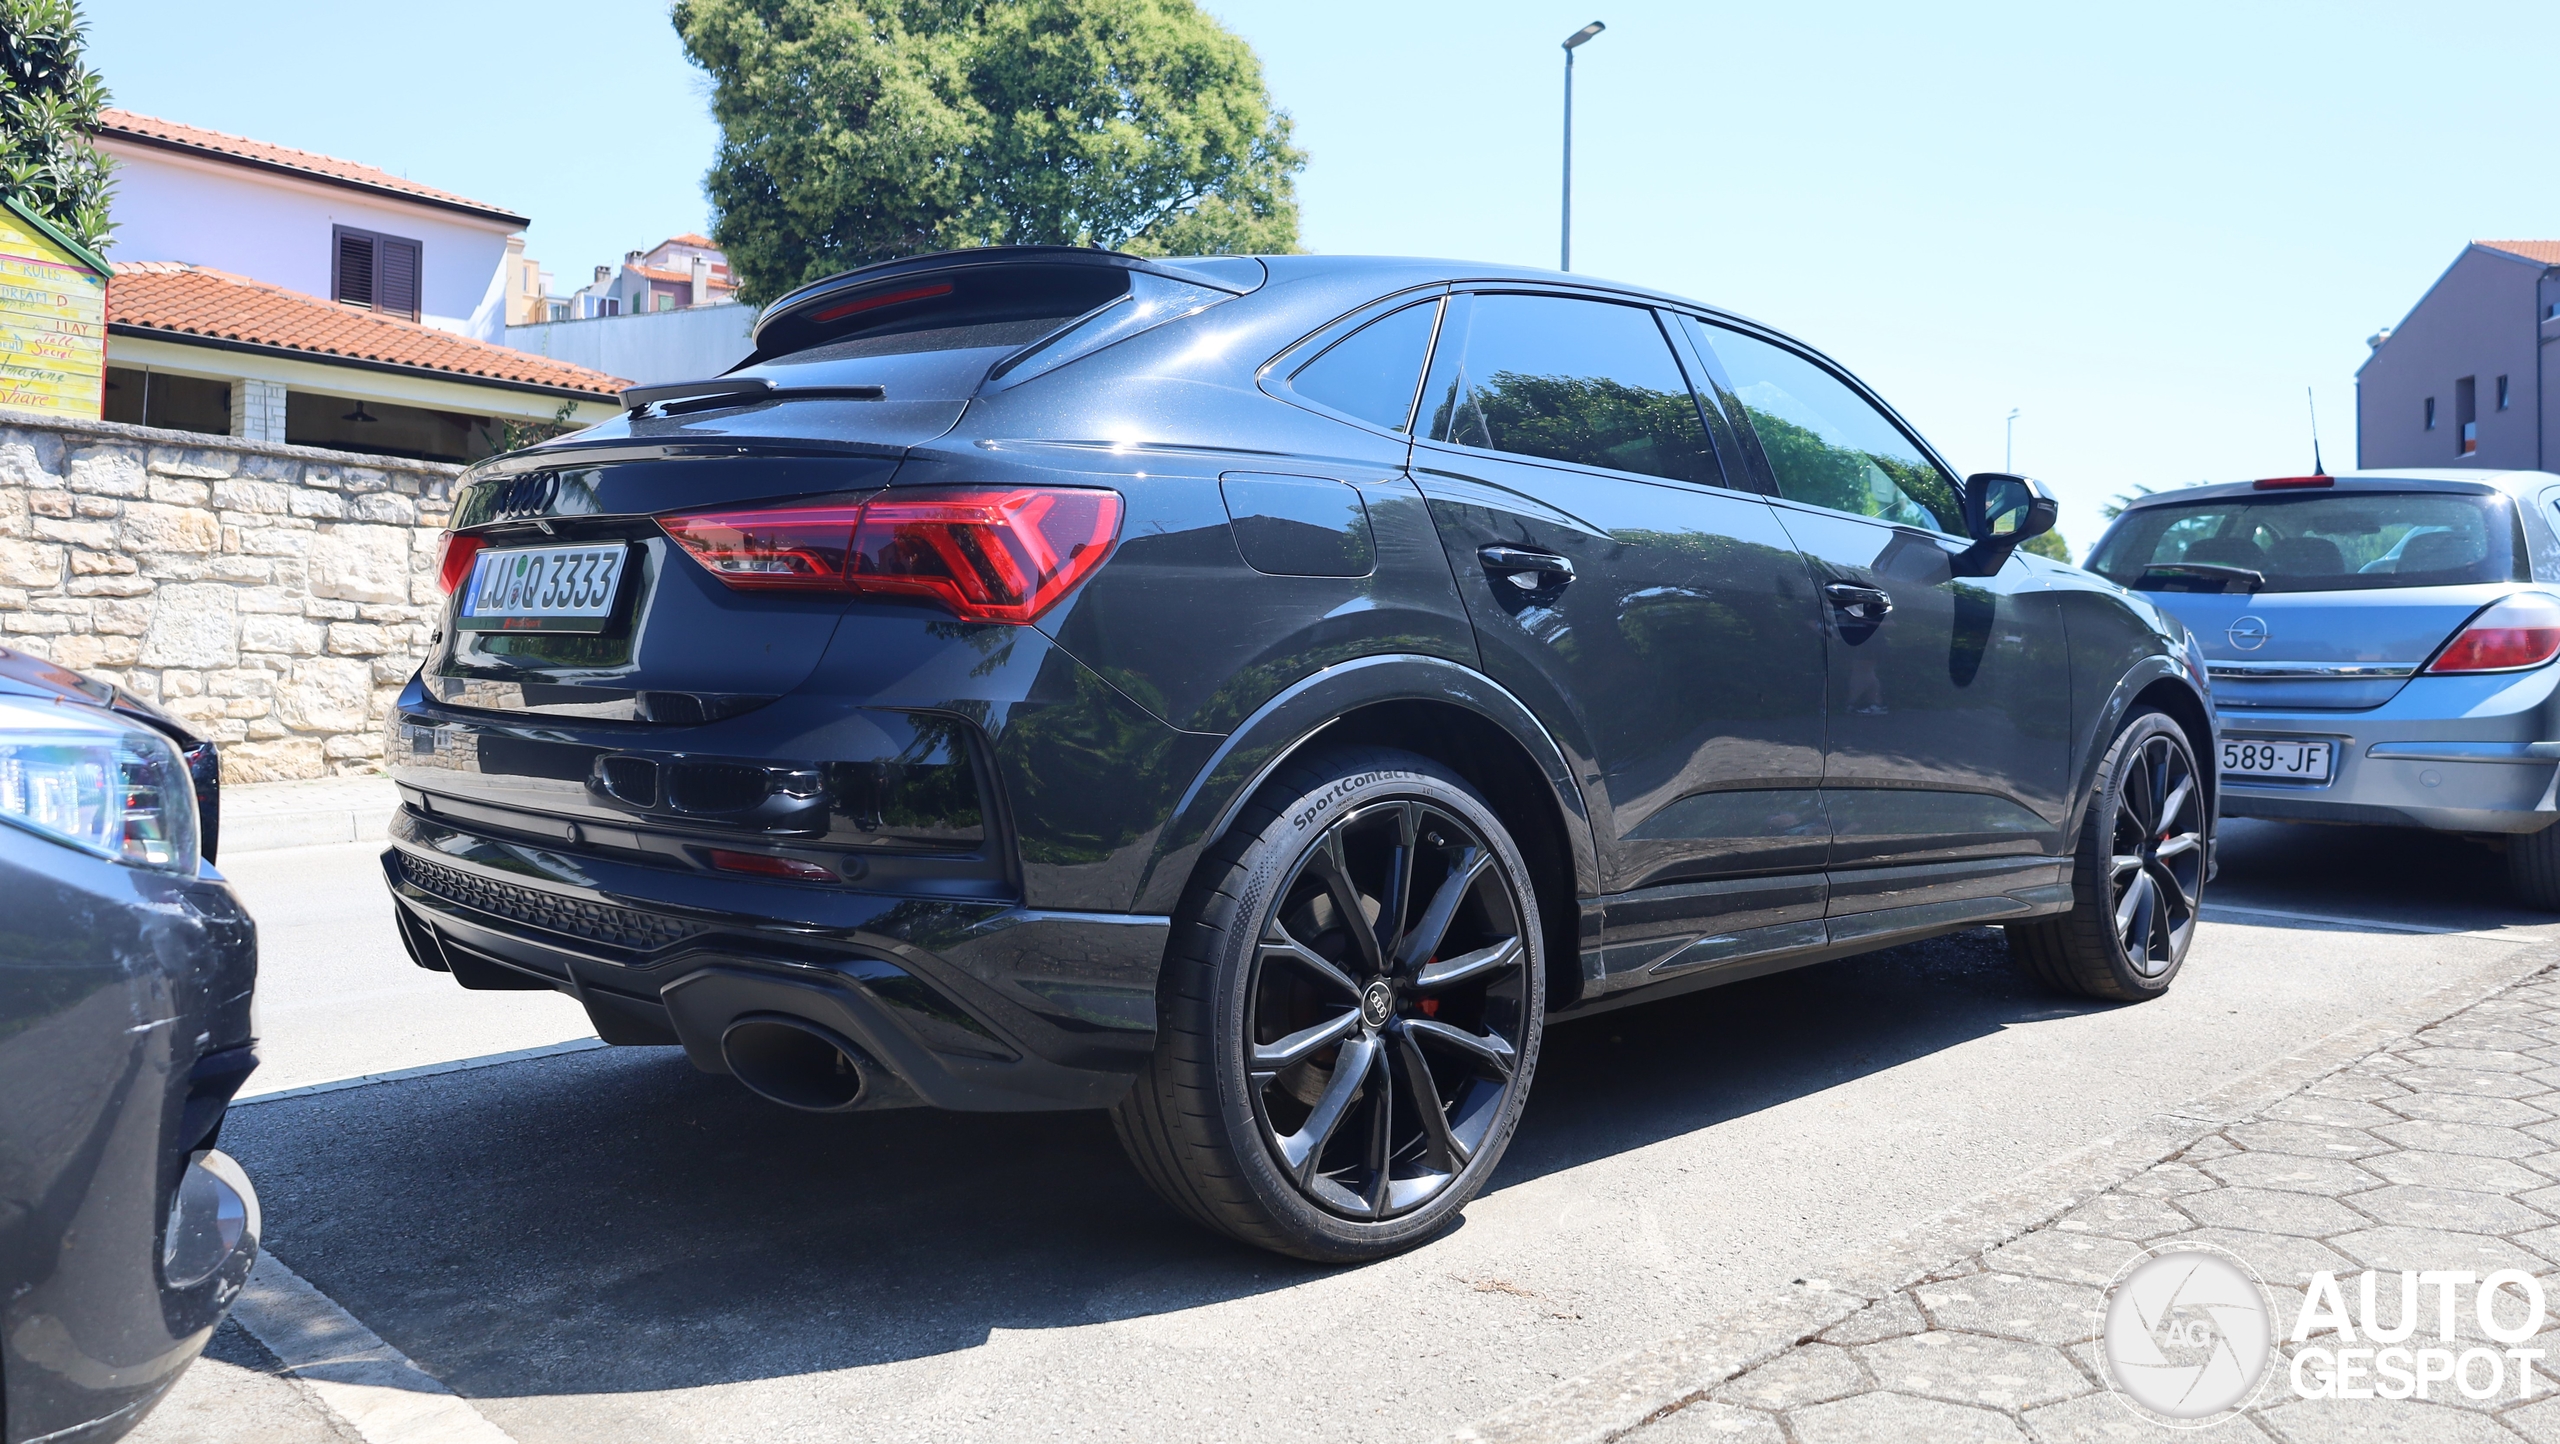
91;1;2555;555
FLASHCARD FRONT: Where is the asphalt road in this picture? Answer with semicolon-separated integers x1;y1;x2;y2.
134;820;2557;1444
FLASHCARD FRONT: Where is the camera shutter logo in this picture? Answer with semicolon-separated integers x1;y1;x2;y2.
2103;1248;2273;1420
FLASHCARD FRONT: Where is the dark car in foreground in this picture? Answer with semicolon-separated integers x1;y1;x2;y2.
0;685;260;1442
2088;468;2560;907
383;247;2213;1260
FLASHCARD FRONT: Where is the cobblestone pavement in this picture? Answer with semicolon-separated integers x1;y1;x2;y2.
1617;966;2560;1444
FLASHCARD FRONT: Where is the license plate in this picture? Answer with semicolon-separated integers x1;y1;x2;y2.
457;544;628;633
2221;736;2333;782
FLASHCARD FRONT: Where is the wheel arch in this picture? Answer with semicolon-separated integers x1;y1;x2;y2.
2066;659;2219;844
1133;655;1598;1007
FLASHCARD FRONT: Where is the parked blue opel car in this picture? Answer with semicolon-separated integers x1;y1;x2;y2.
2087;468;2560;905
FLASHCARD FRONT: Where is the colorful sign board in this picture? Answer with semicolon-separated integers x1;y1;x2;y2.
0;196;106;421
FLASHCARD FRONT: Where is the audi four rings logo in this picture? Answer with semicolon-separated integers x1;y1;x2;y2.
2226;615;2270;651
485;473;558;522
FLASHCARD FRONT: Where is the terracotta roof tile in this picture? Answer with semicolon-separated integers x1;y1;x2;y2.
629;262;735;288
95;110;527;226
660;233;719;250
2477;240;2560;266
109;263;625;397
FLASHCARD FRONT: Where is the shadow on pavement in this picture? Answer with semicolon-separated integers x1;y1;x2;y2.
221;927;2083;1399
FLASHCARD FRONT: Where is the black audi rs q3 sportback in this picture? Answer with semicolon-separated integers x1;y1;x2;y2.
383;247;2215;1262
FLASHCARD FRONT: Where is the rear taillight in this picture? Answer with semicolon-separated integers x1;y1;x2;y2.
659;487;1122;624
2427;593;2560;674
2252;475;2334;489
435;533;485;594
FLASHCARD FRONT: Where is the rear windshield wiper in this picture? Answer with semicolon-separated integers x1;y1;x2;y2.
2135;562;2266;593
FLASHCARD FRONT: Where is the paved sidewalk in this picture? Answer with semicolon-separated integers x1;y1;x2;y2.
1576;967;2560;1443
221;774;398;853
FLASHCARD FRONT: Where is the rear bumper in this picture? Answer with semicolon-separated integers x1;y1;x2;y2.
2216;666;2560;835
381;806;1166;1112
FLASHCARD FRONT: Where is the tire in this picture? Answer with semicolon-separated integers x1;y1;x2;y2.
2006;710;2207;1002
2509;824;2560;911
1111;746;1546;1262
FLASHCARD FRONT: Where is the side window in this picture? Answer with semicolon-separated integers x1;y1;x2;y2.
1425;293;1719;487
1285;299;1440;432
1694;322;1960;533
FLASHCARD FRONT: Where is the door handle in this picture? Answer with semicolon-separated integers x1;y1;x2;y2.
1479;545;1576;590
1823;582;1893;622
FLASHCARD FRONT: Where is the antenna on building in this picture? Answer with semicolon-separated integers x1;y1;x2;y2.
2307;387;2328;476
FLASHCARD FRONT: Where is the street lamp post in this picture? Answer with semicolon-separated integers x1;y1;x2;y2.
2005;408;2020;472
1561;21;1604;272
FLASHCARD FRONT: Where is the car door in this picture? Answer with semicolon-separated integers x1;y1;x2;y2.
1679;317;2073;934
1409;291;1833;994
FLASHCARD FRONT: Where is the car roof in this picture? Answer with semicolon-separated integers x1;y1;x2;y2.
2114;468;2560;511
1255;253;1782;332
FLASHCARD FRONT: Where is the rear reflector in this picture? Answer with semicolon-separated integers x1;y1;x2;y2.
2427;593;2560;674
704;849;836;882
660;487;1122;624
435;533;486;594
2252;475;2334;489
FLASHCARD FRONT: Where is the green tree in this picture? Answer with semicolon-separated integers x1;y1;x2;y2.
674;0;1305;306
2020;529;2069;563
0;0;113;251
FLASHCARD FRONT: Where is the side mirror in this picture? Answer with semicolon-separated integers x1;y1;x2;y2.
1953;472;2060;575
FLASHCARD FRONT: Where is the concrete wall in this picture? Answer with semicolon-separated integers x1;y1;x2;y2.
504;303;759;387
97;141;518;341
0;416;460;781
2357;246;2549;472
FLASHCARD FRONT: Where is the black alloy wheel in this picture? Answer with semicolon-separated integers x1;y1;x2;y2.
1113;749;1545;1262
2108;729;2204;975
1247;798;1530;1220
2007;710;2206;1002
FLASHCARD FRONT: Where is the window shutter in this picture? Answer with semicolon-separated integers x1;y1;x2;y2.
335;230;375;308
379;238;420;321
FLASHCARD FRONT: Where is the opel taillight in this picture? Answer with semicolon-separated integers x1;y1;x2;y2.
2427;593;2560;674
659;487;1122;624
435;533;486;595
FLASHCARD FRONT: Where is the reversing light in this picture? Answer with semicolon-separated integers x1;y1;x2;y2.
659;487;1123;624
2427;593;2560;674
435;533;486;594
2252;476;2334;490
705;848;836;882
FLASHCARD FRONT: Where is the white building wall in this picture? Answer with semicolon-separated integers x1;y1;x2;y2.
97;143;520;341
504;304;761;388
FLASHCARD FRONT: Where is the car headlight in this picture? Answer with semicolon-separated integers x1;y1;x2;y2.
0;695;201;872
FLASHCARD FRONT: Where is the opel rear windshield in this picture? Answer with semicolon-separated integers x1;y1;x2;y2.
2088;489;2527;594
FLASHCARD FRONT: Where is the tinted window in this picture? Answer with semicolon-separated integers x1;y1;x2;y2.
1425;294;1719;486
1288;300;1440;431
2088;490;2523;593
1695;323;1960;533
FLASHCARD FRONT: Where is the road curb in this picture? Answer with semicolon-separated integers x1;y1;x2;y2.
1448;938;2560;1444
218;776;398;855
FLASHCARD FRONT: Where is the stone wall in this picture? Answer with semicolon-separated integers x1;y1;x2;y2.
0;416;461;781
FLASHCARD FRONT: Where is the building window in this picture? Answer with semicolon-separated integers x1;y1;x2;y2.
332;225;422;321
2456;376;2478;456
2498;375;2512;411
2424;397;2436;431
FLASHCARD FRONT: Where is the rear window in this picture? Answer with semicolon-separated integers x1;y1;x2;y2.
738;260;1242;399
2089;490;2524;593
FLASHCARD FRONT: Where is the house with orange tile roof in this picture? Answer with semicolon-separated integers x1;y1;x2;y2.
2356;240;2560;472
87;110;627;462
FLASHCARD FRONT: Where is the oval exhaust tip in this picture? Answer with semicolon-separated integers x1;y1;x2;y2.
720;1015;869;1112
